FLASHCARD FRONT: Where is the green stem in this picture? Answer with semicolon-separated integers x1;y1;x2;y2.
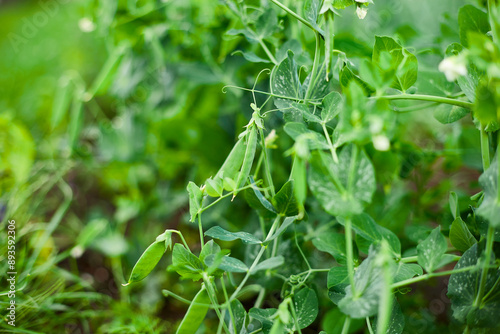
344;217;356;295
374;94;473;109
480;127;491;171
304;32;321;101
259;128;275;196
258;38;278;65
392;265;488;289
400;256;418;263
198;214;205;246
322;123;339;163
376;254;392;334
269;0;321;35
473;225;496;307
203;275;231;334
221;275;237;333
341;316;351;334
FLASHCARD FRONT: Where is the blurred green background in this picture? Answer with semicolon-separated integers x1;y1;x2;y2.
0;0;479;333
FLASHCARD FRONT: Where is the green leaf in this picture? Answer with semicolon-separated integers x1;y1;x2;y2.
338;246;385;318
304;0;322;32
244;179;277;218
272;51;301;99
433;104;470;124
313;232;348;265
249;308;277;334
283;122;329;150
199;239;221;264
252;256;284;273
274;99;317;123
450;191;460;219
218;256;248;273
232;50;271;63
473;81;499;132
309;145;376;217
448;244;500;328
205;226;262;244
321;91;343;123
255;9;278;39
417;227;447;273
205;176;223;197
339;64;374;96
264;216;299;243
176;287;211;334
224;300;247;334
372;36;418;91
272;181;299;216
458;5;490;47
340;213;401;256
169;244;204;281
477;157;500;227
450;217;477;252
393;263;423;283
332;0;355;9
290;288;318;330
127;240;166;284
327;266;349;304
371;301;405;334
226;28;259;44
187;182;203;222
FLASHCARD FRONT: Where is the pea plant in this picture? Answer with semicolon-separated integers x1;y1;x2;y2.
126;1;500;333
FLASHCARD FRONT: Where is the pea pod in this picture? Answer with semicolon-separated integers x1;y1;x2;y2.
176;286;211;334
235;125;258;195
126;240;166;285
216;137;246;191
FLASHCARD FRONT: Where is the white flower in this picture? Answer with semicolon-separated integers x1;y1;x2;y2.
356;6;368;19
438;56;468;81
373;135;390;151
355;0;370;3
78;18;96;33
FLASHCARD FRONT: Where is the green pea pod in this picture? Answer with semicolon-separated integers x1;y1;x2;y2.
126;240;166;285
176;286;211;334
235;125;258;195
291;155;306;217
216;136;246;183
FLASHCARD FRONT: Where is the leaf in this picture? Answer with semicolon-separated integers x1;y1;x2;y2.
169;244;204;281
448;244;500;328
219;256;248;273
446;43;483;102
393;263;423;283
176;287;211;334
226;28;259;44
187;182;203;222
255;8;278;39
272;51;301;99
205;226;262;244
372;36;418;91
304;0;322;32
309;145;376;217
338;246;385;318
339;64;374;95
449;191;460;219
300;65;330;100
417;227;447;273
477;157;500;227
313;232;348;265
252;256;284;273
274;99;312;123
244;179;277;218
272;181;299;216
199;239;221;264
450;217;477;252
283;122;329;150
433;104;470;124
340;213;401;256
264;216;298;243
458;5;490;47
232;50;271;63
321;91;343;123
224;300;247;334
127;240;166;284
249;308;277;334
332;0;355;9
290;288;318;330
371;301;405;334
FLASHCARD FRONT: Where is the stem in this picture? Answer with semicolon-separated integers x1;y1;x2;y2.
198;214;205;246
322;123;339;163
258;39;278;65
269;0;321;35
376;257;392;334
480;127;490;171
344;217;356;295
473;225;496;307
392;265;486;289
341;316;351;334
400;256;418;263
203;276;231;334
221;275;237;333
374;94;473;109
304;32;321;101
259;128;275;196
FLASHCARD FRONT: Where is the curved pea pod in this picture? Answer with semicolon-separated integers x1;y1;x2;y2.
216;137;246;190
126;239;166;285
235;125;258;195
176;286;211;334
